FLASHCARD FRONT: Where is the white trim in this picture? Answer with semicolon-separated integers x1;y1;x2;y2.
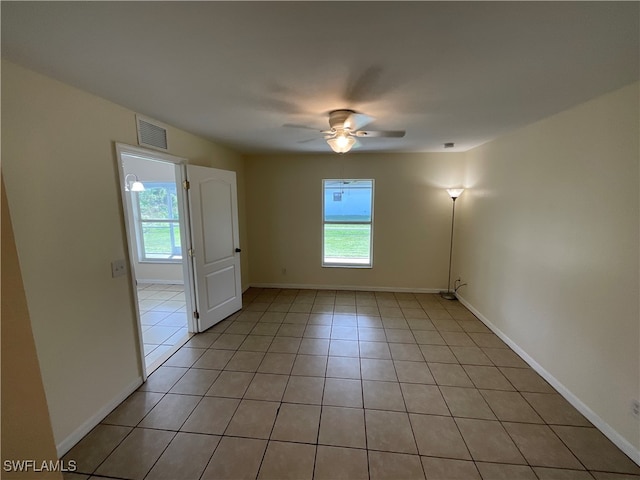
457;293;640;467
136;279;184;285
116;142;198;356
116;142;184;165
322;178;375;269
322;263;373;269
116;143;152;381
137;259;183;265
250;282;442;294
56;376;143;457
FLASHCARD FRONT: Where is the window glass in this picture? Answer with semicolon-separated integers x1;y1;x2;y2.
323;180;373;222
136;182;182;261
323;179;374;267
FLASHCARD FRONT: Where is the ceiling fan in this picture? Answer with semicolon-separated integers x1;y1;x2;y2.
289;109;405;153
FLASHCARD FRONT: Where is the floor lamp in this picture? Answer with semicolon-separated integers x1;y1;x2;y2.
440;188;464;300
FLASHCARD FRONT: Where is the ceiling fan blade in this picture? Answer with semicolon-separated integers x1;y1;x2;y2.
355;130;406;138
297;137;320;144
344;112;374;131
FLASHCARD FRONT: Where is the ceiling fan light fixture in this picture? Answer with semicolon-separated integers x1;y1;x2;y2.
326;130;355;153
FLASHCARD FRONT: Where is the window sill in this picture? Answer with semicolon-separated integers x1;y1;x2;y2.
322;262;373;269
139;259;182;264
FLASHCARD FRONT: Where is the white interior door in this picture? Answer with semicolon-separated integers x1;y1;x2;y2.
186;165;242;331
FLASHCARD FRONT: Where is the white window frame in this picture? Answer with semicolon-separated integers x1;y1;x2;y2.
134;181;182;263
322;179;374;268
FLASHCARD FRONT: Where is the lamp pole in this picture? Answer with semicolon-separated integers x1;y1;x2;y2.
441;188;463;300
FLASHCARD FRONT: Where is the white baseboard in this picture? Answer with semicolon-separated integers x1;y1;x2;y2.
250;282;443;294
56;376;143;457
457;293;640;467
136;279;184;285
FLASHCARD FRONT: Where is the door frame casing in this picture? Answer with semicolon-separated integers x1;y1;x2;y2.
115;142;196;378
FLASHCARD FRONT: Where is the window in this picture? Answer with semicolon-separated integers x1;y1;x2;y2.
135;182;182;261
323;179;374;267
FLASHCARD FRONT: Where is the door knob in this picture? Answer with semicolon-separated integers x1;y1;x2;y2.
235;248;242;253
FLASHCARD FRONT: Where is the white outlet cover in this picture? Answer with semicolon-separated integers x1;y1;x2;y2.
111;259;127;278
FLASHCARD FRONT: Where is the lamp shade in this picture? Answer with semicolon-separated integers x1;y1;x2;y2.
130;181;145;192
446;188;464;199
327;133;356;153
125;173;145;192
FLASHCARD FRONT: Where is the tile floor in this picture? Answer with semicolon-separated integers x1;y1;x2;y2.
137;284;189;369
64;288;640;480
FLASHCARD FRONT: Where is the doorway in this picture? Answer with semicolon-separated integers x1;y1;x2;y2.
117;143;244;376
117;145;194;373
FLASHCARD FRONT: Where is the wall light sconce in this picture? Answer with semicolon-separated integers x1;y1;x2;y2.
124;173;145;192
440;188;464;300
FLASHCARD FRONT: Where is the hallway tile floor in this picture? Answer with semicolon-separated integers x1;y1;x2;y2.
64;288;640;480
137;284;189;369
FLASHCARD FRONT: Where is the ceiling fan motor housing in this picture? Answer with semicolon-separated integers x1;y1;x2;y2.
329;109;357;130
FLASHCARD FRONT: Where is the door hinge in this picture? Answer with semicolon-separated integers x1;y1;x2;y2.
183;180;190;190
193;310;199;319
188;248;194;258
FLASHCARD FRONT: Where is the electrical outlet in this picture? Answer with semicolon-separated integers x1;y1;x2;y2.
632;399;640;418
454;277;467;293
111;259;127;278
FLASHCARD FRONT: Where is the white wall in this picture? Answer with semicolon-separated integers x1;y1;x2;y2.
245;152;466;291
455;82;639;459
1;60;247;454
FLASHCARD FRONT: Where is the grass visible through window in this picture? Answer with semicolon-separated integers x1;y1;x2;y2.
323;224;371;259
142;223;182;259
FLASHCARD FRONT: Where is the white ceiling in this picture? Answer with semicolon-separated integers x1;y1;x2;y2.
2;1;638;154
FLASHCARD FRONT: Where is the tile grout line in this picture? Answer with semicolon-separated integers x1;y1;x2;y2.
82;288;639;479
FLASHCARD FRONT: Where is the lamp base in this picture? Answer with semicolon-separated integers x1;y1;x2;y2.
439;291;457;301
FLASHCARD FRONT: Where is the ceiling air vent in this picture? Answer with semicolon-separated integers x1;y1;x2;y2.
136;115;168;151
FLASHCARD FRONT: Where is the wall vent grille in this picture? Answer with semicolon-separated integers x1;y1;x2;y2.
136;115;168;151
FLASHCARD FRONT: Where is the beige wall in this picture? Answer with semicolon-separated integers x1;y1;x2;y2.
245;152;465;290
245;84;639;459
4;54;637;464
455;82;639;457
1;60;247;454
2;178;62;480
